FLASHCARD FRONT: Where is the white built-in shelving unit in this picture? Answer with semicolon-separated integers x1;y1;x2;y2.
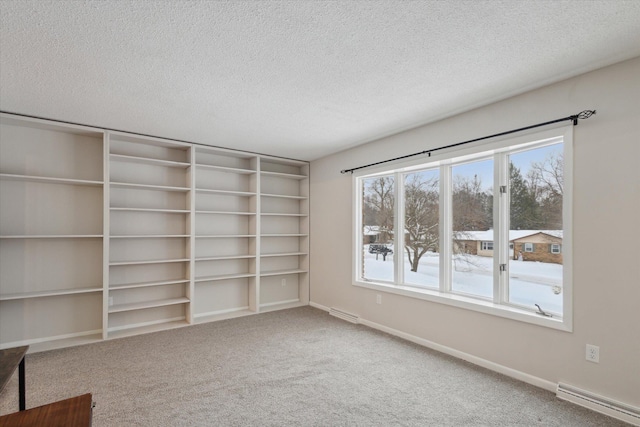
0;113;309;351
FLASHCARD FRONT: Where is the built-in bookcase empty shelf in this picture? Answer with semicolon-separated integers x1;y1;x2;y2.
195;273;256;282
109;279;190;290
0;173;103;186
109;153;190;168
0;112;309;352
111;207;191;213
109;297;190;313
0;287;103;301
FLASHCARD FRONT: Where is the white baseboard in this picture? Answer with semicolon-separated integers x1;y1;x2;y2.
310;301;329;311
358;316;557;392
310;300;638;424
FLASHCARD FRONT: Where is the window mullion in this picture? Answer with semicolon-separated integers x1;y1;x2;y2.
440;164;451;293
356;177;364;281
394;171;404;285
496;152;509;304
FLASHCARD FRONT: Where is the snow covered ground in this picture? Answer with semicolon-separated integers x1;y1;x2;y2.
363;247;563;313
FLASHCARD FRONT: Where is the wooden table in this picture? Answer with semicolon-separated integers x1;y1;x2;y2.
0;393;93;427
0;346;29;411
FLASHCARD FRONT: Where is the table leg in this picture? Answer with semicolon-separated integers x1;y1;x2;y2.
18;356;25;411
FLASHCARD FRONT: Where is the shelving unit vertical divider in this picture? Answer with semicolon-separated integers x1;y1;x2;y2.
102;131;111;339
251;156;261;312
186;147;196;323
300;163;310;304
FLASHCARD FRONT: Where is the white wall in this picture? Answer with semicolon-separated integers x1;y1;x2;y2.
310;57;640;406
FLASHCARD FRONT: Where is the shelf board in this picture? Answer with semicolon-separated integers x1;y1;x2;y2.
194;273;255;282
110;132;191;150
110;207;191;214
108;297;190;313
196;164;256;174
0;287;103;301
195;234;256;239
110;235;190;239
110;182;190;192
194;308;254;324
0;234;103;239
110;153;191;168
0;173;102;186
195;188;256;197
259;299;305;313
260;212;307;217
260;170;307;180
195;210;255;215
195;255;255;262
261;193;307;200
260;269;307;277
261;234;308;237
17;333;103;354
107;319;189;340
110;279;190;290
260;252;308;258
109;258;190;266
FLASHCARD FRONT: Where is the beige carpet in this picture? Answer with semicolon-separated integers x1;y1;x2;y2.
0;307;627;426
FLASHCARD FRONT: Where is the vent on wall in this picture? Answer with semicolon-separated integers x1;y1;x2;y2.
329;308;359;324
557;383;640;426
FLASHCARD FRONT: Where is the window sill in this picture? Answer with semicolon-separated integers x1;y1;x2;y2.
354;280;572;332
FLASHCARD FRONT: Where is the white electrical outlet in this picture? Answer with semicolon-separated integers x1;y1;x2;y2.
376;294;382;304
586;344;599;363
281;278;286;287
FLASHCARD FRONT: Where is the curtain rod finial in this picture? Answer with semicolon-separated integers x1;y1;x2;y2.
572;109;596;125
579;109;596;119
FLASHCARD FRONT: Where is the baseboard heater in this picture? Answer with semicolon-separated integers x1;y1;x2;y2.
329;308;359;324
557;383;640;426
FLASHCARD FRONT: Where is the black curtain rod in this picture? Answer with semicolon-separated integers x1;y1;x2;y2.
340;109;596;174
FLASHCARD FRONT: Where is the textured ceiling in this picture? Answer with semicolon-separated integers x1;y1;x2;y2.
1;1;640;161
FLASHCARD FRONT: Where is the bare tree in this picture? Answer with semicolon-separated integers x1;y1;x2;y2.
363;176;395;243
530;152;563;229
531;152;564;196
404;173;439;272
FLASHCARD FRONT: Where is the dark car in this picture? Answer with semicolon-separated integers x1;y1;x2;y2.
369;244;393;255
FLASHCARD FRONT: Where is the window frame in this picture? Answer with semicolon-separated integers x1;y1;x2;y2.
524;243;534;252
551;243;561;254
352;126;573;332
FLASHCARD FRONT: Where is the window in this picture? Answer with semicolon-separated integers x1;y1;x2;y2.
354;127;572;331
404;169;440;289
451;158;494;300
361;175;395;282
